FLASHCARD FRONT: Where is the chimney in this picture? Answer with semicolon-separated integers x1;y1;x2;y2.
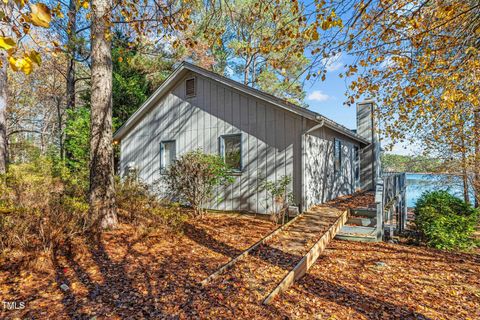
356;101;380;191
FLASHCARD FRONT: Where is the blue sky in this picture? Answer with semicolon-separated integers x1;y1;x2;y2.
296;0;416;156
303;52;355;128
302;53;416;156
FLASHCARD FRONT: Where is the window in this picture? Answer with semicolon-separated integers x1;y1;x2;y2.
185;78;196;97
160;140;176;173
220;134;242;171
354;145;360;189
334;139;342;173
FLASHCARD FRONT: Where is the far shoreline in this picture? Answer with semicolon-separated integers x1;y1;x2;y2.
385;171;464;176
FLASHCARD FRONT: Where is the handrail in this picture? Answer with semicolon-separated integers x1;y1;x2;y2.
376;172;408;238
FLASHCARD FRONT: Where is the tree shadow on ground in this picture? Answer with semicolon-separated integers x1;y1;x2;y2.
295;274;431;320
183;221;431;320
46;230;285;319
51;234;162;318
183;222;244;258
5;220;443;319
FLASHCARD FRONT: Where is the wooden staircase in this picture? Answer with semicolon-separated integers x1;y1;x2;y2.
336;208;380;242
263;207;348;304
201;206;348;305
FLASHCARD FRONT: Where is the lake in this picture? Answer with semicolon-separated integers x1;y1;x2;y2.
406;173;475;208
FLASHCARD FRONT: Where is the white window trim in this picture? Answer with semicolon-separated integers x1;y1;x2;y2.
219;133;242;173
160;140;176;174
334;138;342;174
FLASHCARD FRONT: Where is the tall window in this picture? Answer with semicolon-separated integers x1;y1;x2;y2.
220;134;242;171
185;78;196;97
334;139;342;173
354;145;360;189
160;140;176;173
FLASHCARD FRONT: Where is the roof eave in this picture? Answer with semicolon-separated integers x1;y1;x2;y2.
113;61;370;147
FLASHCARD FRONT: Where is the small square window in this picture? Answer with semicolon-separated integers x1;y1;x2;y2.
186;78;196;97
334;139;342;173
160;140;176;173
220;134;242;171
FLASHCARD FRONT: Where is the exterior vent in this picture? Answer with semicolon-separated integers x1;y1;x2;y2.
186;78;195;97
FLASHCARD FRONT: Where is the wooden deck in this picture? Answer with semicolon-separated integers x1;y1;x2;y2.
201;205;348;305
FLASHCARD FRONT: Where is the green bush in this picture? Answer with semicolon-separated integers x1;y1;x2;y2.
414;191;479;250
161;150;233;218
64;106;90;173
261;175;294;224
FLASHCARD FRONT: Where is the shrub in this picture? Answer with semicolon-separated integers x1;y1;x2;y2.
116;174;187;230
414;191;479;250
0;158;90;254
261;175;294;224
0;157;189;258
161;150;233;218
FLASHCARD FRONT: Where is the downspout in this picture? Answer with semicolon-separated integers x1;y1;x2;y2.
307;118;325;135
301;119;325;212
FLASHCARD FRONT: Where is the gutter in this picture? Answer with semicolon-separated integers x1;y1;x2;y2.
314;115;370;146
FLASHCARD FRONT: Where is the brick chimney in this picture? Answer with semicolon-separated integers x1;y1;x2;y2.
356;101;380;191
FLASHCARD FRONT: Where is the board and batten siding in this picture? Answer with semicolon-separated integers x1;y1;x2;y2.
303;126;358;209
120;72;306;214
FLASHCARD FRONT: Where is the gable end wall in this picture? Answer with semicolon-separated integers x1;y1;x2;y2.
120;71;360;213
120;72;305;214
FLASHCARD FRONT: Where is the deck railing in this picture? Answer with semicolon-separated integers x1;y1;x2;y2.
375;172;407;239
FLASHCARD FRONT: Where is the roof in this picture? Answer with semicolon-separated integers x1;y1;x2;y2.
113;61;370;146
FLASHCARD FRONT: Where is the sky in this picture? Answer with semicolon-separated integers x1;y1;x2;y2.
303;53;355;127
302;53;416;156
296;0;419;156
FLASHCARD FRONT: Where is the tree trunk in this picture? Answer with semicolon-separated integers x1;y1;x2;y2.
90;0;117;229
461;153;470;205
66;0;76;111
474;107;480;207
0;51;7;174
251;55;256;87
460;134;470;205
56;97;64;160
244;61;249;85
64;0;77;161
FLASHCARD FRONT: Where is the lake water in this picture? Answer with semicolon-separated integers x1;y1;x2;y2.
406;173;475;208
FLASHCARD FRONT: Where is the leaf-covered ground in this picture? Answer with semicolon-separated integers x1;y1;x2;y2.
1;213;479;319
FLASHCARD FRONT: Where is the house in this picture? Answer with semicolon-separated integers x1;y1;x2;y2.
113;62;380;214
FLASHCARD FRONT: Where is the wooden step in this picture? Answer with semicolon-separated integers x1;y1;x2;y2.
347;216;376;227
336;225;380;242
351;208;377;218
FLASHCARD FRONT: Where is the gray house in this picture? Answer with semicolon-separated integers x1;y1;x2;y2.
113;62;379;214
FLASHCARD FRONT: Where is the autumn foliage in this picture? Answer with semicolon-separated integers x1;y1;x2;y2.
327;0;480;203
0;158;187;256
